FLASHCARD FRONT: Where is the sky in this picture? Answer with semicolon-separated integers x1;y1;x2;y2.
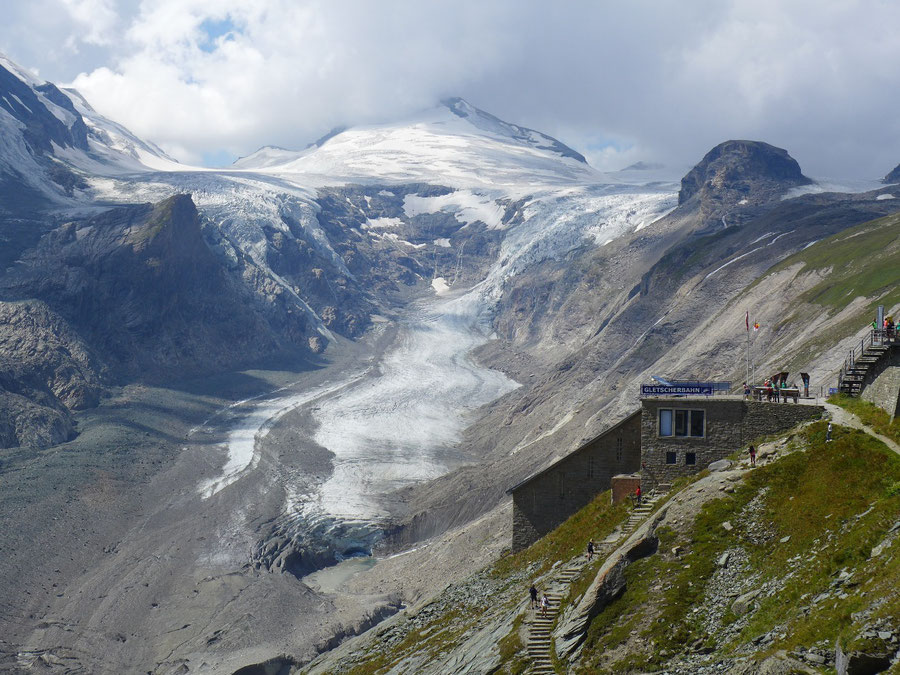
1;0;899;179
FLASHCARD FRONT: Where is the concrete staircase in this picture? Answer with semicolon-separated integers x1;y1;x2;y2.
525;490;663;673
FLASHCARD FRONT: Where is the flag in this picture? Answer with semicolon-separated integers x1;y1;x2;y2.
746;311;749;331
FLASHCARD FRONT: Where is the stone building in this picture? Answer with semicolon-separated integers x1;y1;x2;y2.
640;397;824;489
507;396;824;553
507;411;641;552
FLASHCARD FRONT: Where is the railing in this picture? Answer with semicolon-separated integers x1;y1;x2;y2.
838;328;898;393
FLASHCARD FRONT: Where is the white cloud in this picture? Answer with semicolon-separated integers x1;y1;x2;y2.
60;0;119;45
2;0;899;177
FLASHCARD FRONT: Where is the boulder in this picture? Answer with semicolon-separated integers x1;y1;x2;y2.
709;459;733;472
835;640;894;675
732;589;761;617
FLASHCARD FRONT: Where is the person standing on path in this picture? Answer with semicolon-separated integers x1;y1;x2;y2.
530;584;538;609
635;485;642;506
540;593;549;617
587;540;594;561
749;445;756;467
826;422;833;442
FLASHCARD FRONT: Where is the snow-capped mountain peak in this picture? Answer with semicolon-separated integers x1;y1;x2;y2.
232;97;597;189
441;97;586;163
0;51;179;204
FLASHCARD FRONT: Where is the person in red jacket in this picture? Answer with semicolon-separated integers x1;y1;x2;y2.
635;485;642;506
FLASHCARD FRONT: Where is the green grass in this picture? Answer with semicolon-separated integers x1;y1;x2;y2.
493;492;629;580
829;393;900;445
342;493;629;674
766;211;900;313
575;421;900;672
496;612;528;674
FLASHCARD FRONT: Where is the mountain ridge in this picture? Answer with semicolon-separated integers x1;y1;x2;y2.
1;50;900;674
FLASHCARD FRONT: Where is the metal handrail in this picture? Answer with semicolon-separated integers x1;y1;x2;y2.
838;328;897;394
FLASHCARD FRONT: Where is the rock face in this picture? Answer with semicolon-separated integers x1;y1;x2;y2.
3;195;312;383
0;194;327;446
678;140;810;218
884;163;900;184
0;300;100;448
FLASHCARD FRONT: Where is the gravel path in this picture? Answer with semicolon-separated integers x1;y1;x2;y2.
825;402;900;454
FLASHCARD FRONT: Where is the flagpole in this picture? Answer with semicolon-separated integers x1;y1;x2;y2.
746;311;750;385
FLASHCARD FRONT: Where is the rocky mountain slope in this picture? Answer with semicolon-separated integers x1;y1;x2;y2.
382;147;900;549
2;50;900;674
306;411;900;674
885;163;900;185
0;194;322;447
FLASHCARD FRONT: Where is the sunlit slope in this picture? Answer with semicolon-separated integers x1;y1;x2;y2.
769;209;900;315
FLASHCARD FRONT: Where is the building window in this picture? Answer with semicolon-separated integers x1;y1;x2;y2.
588;456;595;478
616;437;623;463
685;452;696;465
659;409;705;438
659;409;673;436
558;472;565;499
665;451;677;464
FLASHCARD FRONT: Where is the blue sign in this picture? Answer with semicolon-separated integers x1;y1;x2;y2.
828;387;839;395
641;384;714;396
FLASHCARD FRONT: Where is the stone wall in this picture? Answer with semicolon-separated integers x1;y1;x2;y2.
641;398;823;489
861;347;900;418
611;474;641;504
510;412;641;552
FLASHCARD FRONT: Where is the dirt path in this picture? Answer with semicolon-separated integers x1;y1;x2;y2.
825;402;900;454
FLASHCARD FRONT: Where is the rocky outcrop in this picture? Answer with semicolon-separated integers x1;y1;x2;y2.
884;163;900;184
0;300;101;448
0;194;330;447
3;195;313;384
554;506;669;659
0;387;73;449
678;140;810;208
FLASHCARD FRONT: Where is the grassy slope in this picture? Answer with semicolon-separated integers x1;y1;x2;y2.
711;209;900;389
764;210;900;315
576;420;900;673
336;495;629;675
316;417;900;674
831;393;900;446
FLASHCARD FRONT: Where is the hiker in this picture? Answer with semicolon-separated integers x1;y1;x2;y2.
587;540;594;561
529;584;538;609
634;485;642;506
749;445;756;467
540;593;549;617
826;422;833;442
743;382;751;399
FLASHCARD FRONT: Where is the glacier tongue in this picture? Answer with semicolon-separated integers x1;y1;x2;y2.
301;289;519;523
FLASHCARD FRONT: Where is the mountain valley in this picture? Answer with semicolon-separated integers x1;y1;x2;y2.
1;51;899;674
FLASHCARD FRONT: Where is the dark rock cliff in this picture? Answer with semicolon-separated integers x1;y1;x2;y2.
675;140;811;232
3;194;309;382
0;194;323;447
884;163;900;184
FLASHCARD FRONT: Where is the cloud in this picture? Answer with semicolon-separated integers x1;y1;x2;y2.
2;0;899;177
61;0;120;45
